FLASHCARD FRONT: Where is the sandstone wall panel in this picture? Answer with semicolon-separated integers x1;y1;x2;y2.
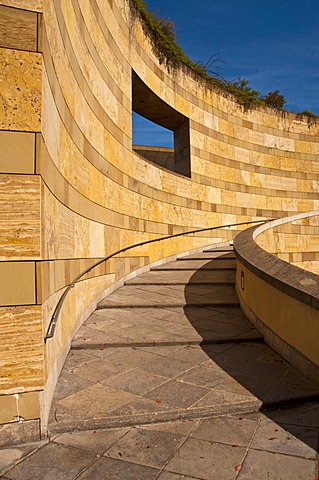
0;48;41;131
0;131;35;174
0;174;41;260
0;1;42;12
0;5;38;51
0;306;43;394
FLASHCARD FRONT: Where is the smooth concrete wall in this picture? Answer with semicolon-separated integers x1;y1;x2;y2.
234;215;319;383
0;0;319;442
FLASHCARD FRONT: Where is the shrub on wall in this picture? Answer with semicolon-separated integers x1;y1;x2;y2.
130;0;318;120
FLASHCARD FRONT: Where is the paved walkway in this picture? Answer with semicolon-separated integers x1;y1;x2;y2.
1;245;319;479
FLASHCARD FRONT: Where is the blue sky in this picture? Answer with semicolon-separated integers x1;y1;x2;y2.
133;0;319;147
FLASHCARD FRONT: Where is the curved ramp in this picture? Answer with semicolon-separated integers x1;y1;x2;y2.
48;247;319;435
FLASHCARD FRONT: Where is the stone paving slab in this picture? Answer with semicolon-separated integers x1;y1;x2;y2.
0;441;46;477
2;405;318;479
177;252;236;260
48;333;319;435
48;340;263;434
204;246;234;252
97;284;240;308
151;259;236;270
2;442;97;480
71;305;262;348
125;269;235;285
237;449;317;480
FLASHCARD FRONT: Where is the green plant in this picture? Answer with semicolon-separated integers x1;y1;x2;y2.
225;78;262;110
195;53;226;80
130;0;318;118
153;12;176;42
129;1;263;109
296;110;318;126
130;0;207;74
261;90;286;109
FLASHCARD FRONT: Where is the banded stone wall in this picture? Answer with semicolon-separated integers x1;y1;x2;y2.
234;214;319;381
0;0;43;444
0;0;318;443
256;213;319;274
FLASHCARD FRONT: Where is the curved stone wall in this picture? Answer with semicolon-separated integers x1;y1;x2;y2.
256;211;319;274
234;213;319;382
0;0;318;442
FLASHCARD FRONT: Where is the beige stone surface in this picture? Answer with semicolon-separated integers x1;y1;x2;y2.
0;5;37;51
0;0;42;12
0;261;36;306
0;391;40;423
0;393;17;423
0;175;41;259
256;219;319;276
0;48;41;131
18;391;40;420
0;306;43;394
36;257;113;304
0;131;35;174
264;133;295;152
60;0;120;123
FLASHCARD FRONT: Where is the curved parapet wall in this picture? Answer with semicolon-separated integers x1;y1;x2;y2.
234;212;319;383
0;0;319;443
256;211;319;274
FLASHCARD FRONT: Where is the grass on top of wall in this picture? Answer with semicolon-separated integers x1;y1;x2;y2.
130;0;318;122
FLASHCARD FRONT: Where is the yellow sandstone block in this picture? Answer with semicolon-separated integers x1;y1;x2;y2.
0;391;40;423
0;174;41;259
0;131;34;174
218;118;233;137
0;49;41;131
0;306;43;394
0;1;42;12
0;262;36;306
0;6;37;51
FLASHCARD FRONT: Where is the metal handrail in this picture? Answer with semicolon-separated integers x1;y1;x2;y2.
44;219;269;341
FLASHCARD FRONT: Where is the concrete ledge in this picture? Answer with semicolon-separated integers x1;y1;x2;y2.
233;214;319;381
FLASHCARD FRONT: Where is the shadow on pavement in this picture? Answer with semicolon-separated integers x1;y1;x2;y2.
183;253;319;453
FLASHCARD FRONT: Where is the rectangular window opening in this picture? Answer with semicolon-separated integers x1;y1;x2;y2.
132;71;191;177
